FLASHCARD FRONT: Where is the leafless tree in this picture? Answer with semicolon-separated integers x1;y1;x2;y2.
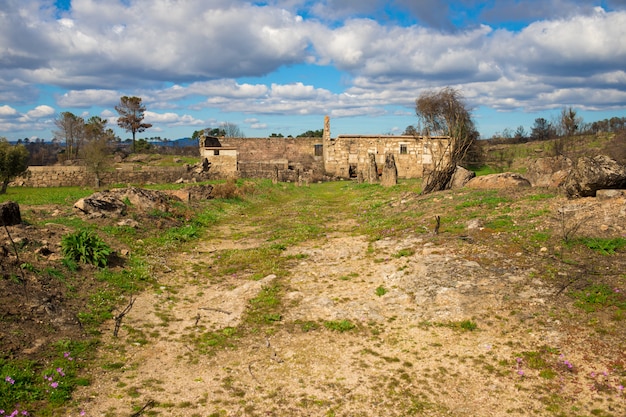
221;122;245;138
416;87;478;194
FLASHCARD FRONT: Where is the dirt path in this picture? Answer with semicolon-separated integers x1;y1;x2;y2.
71;203;626;417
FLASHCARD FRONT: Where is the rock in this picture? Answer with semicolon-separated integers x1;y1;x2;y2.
0;201;21;226
596;189;626;200
74;187;174;217
381;153;397;187
465;173;531;189
74;195;127;217
187;184;214;200
449;166;476;189
365;153;379;184
117;218;140;228
562;155;626;198
525;156;573;188
466;219;484;230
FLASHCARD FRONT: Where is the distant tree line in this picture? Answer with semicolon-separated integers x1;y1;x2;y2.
489;108;626;145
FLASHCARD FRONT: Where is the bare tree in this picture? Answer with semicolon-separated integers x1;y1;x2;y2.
221;122;245;138
416;87;478;194
54;112;85;160
115;96;152;152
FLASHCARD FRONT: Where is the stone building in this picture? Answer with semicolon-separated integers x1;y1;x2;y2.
199;116;450;181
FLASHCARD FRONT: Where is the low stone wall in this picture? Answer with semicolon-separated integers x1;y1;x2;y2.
16;165;188;188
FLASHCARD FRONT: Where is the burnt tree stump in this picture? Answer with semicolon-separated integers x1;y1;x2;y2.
0;201;21;226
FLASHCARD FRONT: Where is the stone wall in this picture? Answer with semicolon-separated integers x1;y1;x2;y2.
16;165;188;188
324;134;450;179
201;138;325;181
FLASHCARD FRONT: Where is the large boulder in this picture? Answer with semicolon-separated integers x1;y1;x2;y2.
562;155;626;198
465;172;531;189
74;187;173;217
525;156;573;188
449;166;476;189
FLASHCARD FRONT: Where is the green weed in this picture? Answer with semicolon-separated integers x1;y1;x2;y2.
375;286;388;296
570;284;626;312
61;230;111;267
324;320;356;332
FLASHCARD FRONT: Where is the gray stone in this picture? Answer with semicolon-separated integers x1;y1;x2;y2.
465;172;531;189
449;166;476;189
562;155;626;198
525;156;573;188
381;153;398;187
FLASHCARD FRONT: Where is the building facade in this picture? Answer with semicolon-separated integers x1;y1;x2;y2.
200;116;450;181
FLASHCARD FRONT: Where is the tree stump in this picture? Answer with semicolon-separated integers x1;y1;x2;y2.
0;201;21;226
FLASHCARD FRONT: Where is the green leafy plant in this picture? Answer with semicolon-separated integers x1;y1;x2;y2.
375;286;388;296
576;237;626;255
61;230;111;267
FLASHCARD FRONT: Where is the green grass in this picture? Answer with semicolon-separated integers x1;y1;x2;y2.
570;284;626;312
0;186;95;205
323;320;356;332
571;237;626;255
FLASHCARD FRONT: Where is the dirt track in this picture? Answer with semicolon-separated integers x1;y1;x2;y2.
72;194;626;417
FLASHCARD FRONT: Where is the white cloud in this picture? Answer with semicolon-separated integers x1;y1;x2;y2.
26;105;55;119
0;105;18;118
144;111;204;127
57;89;121;107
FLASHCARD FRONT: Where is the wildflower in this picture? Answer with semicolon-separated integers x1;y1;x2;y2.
517;370;525;376
50;382;58;389
5;376;15;384
56;368;65;377
0;410;4;414
80;411;86;416
64;352;73;361
21;412;28;416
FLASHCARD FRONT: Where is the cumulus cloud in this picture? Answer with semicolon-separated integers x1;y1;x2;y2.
25;105;55;119
0;105;19;118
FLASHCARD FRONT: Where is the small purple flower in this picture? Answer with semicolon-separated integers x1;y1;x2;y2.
5;376;15;384
20;412;28;416
80;411;86;416
56;368;65;377
0;409;5;414
517;370;525;376
50;381;58;389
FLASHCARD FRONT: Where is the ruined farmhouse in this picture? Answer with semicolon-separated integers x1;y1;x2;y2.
200;116;450;181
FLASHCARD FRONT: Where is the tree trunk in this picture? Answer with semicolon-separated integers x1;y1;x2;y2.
0;179;9;194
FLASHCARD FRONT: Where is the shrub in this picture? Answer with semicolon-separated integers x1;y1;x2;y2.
61;230;111;267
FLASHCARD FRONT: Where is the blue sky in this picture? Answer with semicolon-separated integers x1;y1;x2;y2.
1;0;626;141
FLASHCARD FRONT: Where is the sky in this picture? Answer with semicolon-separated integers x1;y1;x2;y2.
1;0;626;142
